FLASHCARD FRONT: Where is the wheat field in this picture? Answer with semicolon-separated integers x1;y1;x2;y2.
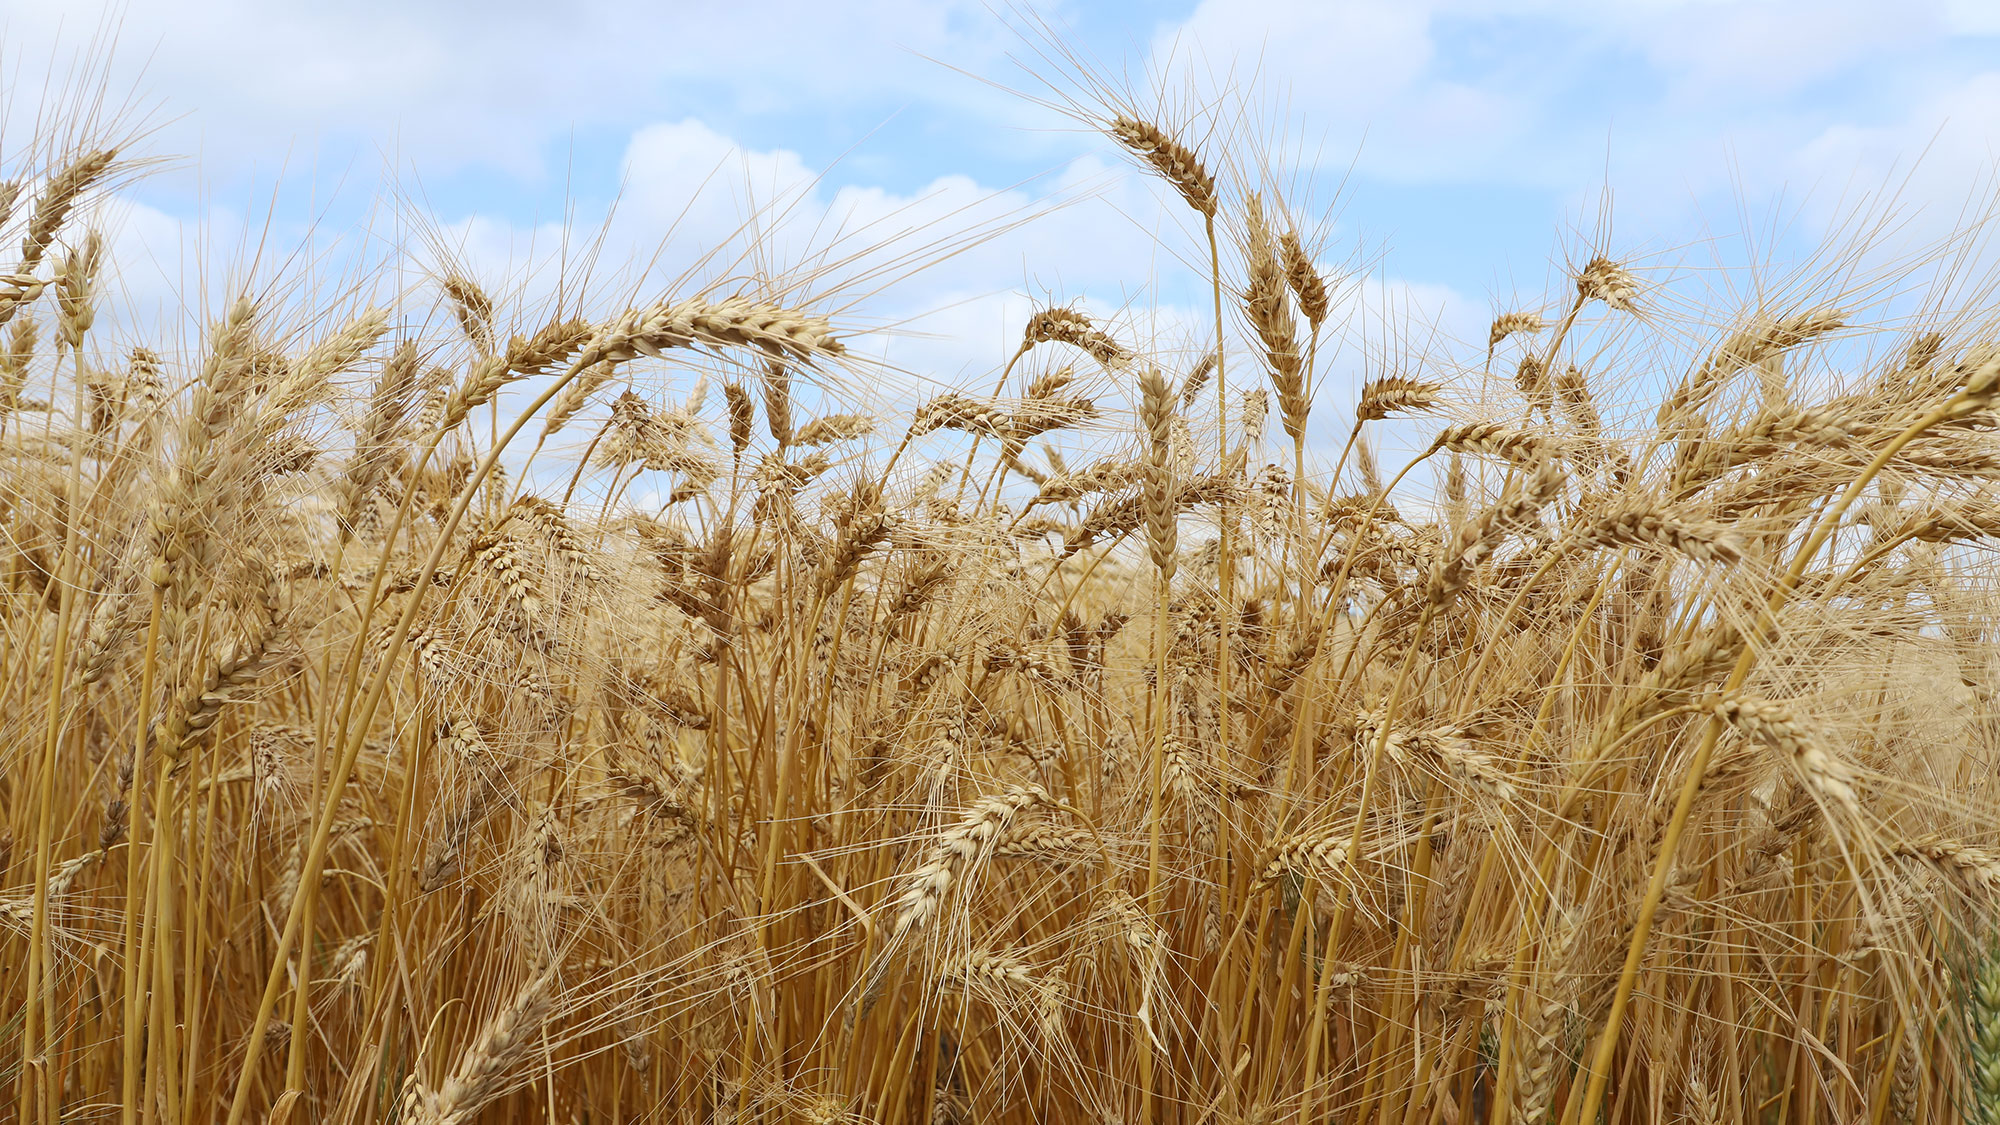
2;55;2000;1125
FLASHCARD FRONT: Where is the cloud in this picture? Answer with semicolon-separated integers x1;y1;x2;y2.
1144;0;1982;209
25;0;1995;464
1585;0;1939;103
2;0;1023;188
1792;71;2000;223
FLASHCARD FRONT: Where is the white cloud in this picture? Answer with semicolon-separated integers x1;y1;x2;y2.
1145;0;1980;209
1586;0;1938;102
1944;0;2000;35
1;0;1022;185
1792;71;2000;223
1161;0;1435;117
18;0;1999;467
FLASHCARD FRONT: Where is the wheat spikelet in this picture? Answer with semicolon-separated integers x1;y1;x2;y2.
0;848;110;935
594;392;657;469
1180;351;1217;408
884;557;952;630
538;358;623;440
290;306;392;399
1257;829;1353;888
327;933;372;992
763;359;794;446
1885;498;2000;545
471;533;544;626
942;951;1039;990
155;580;285;756
1419;729;1517;801
0;312;33;414
1140;366;1179;580
405;627;455;692
1972;950;2000;1125
245;724;298;812
1554;364;1603;434
1513;910;1582;1125
27;150;117;260
439;317;592;432
1713;698;1859;819
883;785;1049;946
1893;837;2000;895
274;817;375;912
984;639;1061;684
1355;377;1442;422
146;295;260;592
912;393;1009;438
1888;1034;1921;1125
1025;366;1074;400
1279;229;1329;328
402;969;556;1125
796;413;875;446
1576;255;1639;312
589;295;845;366
55;227;102;350
1670;406;1860;496
1428;462;1564;605
1246;195;1307;440
419;724;501;891
1241;386;1269;446
511;495;604;584
1107;115;1218;217
1005;394;1097;442
992;821;1094;863
821;485;892;594
336;341;421;537
440;274;495;353
1575;507;1744;564
1034;457;1142;506
1489;311;1545;350
720;380;755;455
1430;421;1551;466
1102;889;1166;958
1021;306;1130;369
1515;354;1552;416
1160;733;1202;803
1658;308;1847;426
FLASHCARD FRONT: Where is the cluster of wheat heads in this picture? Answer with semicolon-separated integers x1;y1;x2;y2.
3;85;2000;1125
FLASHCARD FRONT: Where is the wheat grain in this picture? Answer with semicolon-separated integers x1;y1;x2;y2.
1576;255;1639;312
1489;311;1545;350
1140;366;1179;580
1279;230;1330;329
1713;698;1860;819
1107;115;1218;217
1575;507;1744;564
589;295;845;366
1021;306;1130;369
1893;837;2000;895
440;274;496;354
402;969;556;1125
1246;195;1307;440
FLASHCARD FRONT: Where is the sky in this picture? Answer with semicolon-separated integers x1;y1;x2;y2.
6;0;2000;464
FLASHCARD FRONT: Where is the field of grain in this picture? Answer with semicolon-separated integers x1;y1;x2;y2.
3;61;2000;1125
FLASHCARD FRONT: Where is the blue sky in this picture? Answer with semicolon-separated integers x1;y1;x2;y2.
8;0;2000;461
